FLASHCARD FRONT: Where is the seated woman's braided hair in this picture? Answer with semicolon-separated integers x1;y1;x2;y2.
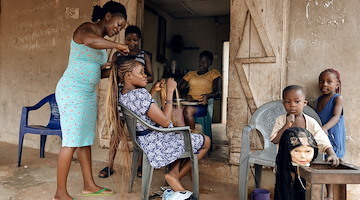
103;56;139;176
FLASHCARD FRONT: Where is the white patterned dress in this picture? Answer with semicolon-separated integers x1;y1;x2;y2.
119;88;205;169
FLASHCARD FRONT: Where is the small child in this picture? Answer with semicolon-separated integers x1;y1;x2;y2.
275;127;319;200
270;85;339;166
316;69;346;200
316;69;346;158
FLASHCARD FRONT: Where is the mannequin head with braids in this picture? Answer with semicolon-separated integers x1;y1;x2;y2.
274;127;318;200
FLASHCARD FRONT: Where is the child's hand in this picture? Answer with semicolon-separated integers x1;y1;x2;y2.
286;114;295;126
326;153;340;167
166;78;177;92
322;127;329;135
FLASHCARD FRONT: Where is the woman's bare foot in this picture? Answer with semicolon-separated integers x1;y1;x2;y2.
165;172;185;191
82;186;114;195
53;193;73;200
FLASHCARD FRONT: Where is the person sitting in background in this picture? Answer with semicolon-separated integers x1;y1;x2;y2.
178;50;221;131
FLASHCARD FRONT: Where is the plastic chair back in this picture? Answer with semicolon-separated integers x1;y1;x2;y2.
238;100;321;200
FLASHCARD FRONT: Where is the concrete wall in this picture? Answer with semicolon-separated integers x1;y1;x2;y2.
0;0;94;154
227;0;360;197
288;0;360;198
0;0;138;162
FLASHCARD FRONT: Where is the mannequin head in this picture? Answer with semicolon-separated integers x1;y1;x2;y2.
289;131;316;166
275;127;318;200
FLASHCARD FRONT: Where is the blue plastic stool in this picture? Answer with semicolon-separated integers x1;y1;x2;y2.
194;98;213;140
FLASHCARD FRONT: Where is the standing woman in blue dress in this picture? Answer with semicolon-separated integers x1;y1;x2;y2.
54;1;129;199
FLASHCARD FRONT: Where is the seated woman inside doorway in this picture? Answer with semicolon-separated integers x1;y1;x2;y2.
178;50;221;132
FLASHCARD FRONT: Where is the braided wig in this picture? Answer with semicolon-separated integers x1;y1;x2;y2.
274;127;318;200
103;56;139;177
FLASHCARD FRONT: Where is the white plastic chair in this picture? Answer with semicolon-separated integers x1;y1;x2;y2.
120;104;199;200
238;100;321;200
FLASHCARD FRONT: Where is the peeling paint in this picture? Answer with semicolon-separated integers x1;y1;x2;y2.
324;0;333;8
306;2;310;19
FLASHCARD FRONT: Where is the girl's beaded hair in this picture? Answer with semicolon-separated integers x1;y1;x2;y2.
320;68;341;94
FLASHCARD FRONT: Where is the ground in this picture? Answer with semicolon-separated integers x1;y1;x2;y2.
0;124;241;200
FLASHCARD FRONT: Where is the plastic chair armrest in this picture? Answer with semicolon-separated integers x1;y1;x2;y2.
20;107;30;127
26;97;49;111
240;125;254;153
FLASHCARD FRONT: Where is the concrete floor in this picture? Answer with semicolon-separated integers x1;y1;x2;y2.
0;123;242;200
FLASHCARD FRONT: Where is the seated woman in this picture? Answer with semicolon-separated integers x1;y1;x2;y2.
178;50;221;131
105;56;211;192
275;127;319;200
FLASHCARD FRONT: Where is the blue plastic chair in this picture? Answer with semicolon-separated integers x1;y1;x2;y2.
18;93;62;167
194;98;214;139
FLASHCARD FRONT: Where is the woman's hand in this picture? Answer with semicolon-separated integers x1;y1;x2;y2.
186;95;194;102
153;79;165;92
166;78;177;92
199;94;208;105
116;44;130;55
101;62;112;70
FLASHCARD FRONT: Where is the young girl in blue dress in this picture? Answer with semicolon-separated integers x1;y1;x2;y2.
316;68;346;200
105;56;211;192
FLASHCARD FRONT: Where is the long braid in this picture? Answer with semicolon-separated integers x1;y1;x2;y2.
320;68;341;94
103;55;137;179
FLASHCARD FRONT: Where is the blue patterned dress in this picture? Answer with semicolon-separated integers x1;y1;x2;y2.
316;93;346;158
55;39;107;147
119;88;205;169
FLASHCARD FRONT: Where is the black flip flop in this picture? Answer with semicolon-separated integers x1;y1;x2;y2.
98;166;114;178
137;166;142;178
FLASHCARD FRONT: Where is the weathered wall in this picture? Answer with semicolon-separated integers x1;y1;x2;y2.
288;0;360;198
228;0;360;197
228;0;286;171
0;0;91;154
0;0;138;162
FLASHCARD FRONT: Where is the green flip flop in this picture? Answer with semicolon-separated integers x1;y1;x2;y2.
81;188;114;196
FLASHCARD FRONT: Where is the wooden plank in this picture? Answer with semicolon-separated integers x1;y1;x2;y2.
237;56;276;64
333;184;347;200
234;60;257;113
306;183;322;200
244;0;275;57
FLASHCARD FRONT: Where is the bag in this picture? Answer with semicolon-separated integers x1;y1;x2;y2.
250;188;270;200
162;189;197;200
